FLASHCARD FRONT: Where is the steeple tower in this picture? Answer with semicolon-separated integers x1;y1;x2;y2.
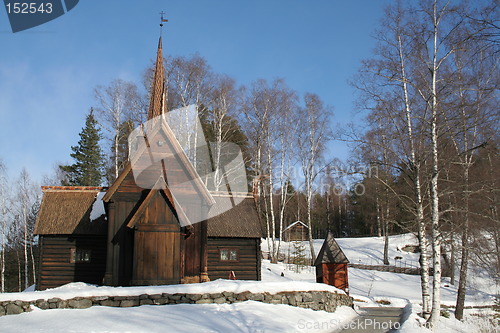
147;37;166;120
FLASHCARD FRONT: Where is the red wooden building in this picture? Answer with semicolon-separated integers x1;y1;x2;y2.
314;232;349;293
34;38;263;290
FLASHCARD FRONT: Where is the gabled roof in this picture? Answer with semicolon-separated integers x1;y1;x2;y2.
283;220;309;232
314;232;349;265
34;187;107;235
126;177;191;228
207;193;263;238
104;37;214;207
103;118;215;207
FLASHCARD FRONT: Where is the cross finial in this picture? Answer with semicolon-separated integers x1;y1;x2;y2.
160;11;168;28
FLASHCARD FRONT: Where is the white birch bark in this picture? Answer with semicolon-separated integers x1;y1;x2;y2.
0;162;7;292
428;2;442;325
397;32;432;317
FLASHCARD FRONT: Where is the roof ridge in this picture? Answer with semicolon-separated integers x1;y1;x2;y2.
41;186;107;192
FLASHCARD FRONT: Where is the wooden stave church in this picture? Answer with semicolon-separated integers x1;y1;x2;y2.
34;38;263;291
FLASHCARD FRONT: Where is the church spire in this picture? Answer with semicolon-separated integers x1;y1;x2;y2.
147;37;166;120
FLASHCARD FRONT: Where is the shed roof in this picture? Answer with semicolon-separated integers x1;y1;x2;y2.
314;232;349;265
207;194;263;238
34;187;107;235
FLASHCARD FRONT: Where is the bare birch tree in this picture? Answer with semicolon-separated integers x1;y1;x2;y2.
441;33;499;320
94;79;142;182
0;160;8;292
166;55;213;167
297;93;332;261
207;75;240;190
243;79;298;262
352;0;496;326
14;169;38;290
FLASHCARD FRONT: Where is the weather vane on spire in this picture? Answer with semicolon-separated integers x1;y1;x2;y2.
159;11;168;35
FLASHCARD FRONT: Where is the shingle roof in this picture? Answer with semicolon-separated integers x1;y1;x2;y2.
314;232;349;265
207;194;263;238
35;188;261;238
148;37;165;120
34;187;107;235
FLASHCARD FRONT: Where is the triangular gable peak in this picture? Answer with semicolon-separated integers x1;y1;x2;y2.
314;232;349;265
103;115;214;207
283;220;309;232
126;176;191;228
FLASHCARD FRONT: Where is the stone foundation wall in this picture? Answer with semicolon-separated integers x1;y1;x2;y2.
0;290;353;317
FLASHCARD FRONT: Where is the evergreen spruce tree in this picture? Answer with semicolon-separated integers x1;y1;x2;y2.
290;241;307;273
60;109;105;186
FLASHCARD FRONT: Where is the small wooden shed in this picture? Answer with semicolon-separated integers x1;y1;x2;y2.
282;221;309;242
314;232;349;293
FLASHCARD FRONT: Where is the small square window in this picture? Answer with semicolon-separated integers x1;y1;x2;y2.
219;248;238;261
229;249;237;261
70;248;92;263
220;249;229;261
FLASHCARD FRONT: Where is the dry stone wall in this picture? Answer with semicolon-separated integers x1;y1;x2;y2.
0;290;353;317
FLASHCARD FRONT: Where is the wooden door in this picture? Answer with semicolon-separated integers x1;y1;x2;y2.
133;192;181;285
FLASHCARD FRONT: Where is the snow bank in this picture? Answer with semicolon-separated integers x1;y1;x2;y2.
0;279;345;302
0;302;357;333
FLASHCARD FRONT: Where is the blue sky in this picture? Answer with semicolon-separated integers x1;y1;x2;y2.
0;0;392;182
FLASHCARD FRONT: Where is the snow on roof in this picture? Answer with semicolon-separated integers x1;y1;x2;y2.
90;192;106;221
283;220;309;232
35;188;107;235
0;280;345;302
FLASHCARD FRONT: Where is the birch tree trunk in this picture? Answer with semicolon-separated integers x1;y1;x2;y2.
0;162;7;293
30;245;36;286
297;94;331;262
398;32;433;319
23;200;28;290
428;3;442;325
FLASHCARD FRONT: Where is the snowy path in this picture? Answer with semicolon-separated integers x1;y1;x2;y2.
339;307;404;333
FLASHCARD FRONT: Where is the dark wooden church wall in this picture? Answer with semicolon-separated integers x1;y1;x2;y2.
37;235;106;291
207;238;260;281
182;220;206;278
112;198;138;286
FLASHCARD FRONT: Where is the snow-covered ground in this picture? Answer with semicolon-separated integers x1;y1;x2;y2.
263;234;498;332
0;233;497;332
263;233;422;267
0;301;357;333
261;259;494;307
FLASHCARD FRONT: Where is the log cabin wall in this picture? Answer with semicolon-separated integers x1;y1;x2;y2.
207;237;260;281
37;235;106;291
